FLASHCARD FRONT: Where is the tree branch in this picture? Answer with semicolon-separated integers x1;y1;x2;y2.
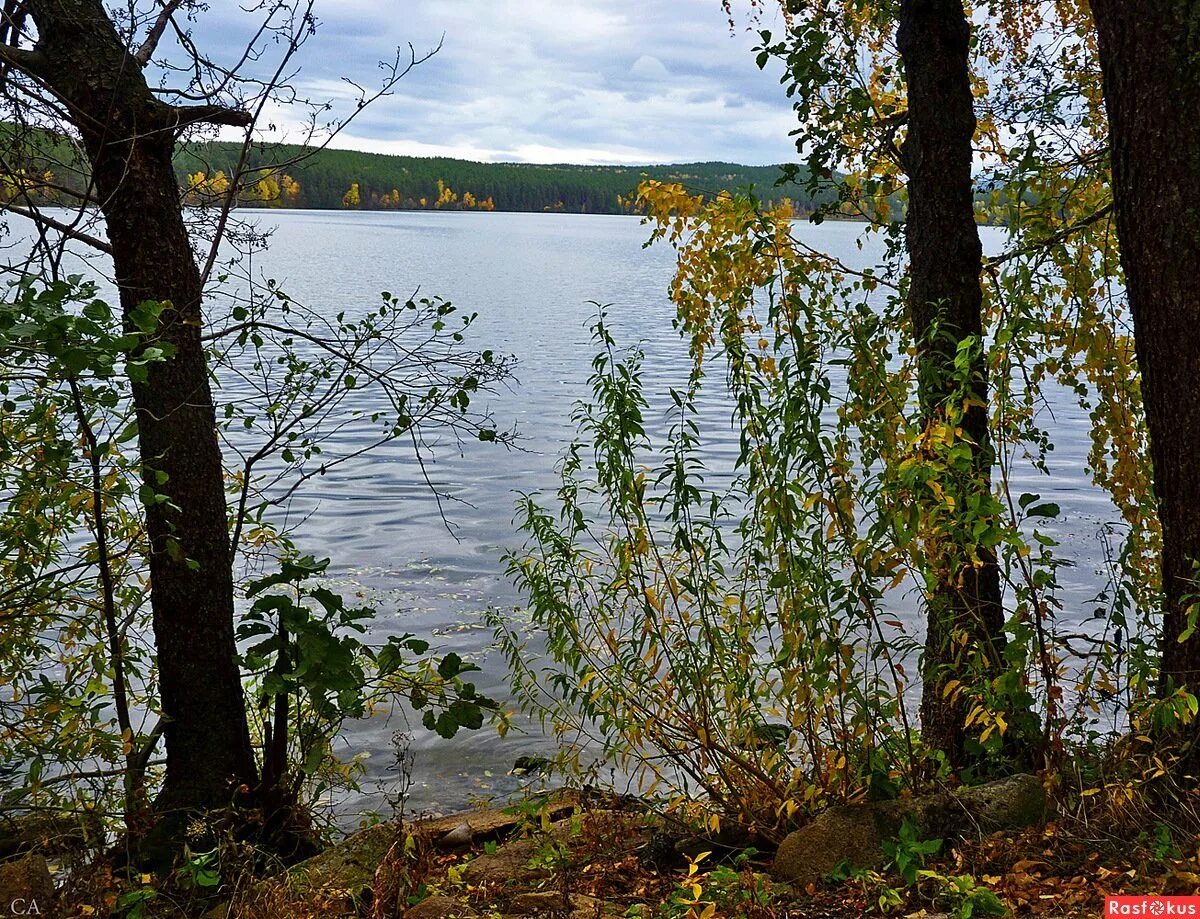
169;102;253;129
0;41;44;77
134;0;184;65
985;202;1114;268
1;204;113;254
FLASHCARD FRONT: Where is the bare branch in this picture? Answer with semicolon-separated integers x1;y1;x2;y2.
170;102;253;129
197;37;441;289
1;204;113;254
0;41;44;77
134;0;183;65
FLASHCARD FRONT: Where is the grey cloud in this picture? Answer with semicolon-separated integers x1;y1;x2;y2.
191;0;798;164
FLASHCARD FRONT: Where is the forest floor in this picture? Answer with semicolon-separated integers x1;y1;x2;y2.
203;789;1200;919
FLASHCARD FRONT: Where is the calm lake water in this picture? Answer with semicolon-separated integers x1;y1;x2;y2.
222;210;1120;824
237;209;738;820
9;208;1122;824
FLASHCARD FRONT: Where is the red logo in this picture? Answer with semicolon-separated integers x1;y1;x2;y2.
1106;897;1200;917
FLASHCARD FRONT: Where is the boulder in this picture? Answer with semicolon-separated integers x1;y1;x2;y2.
773;773;1046;886
461;810;587;887
946;775;1047;830
0;854;55;916
263;800;578;902
511;756;552;776
412;794;580;852
438;822;473;850
285;820;397;904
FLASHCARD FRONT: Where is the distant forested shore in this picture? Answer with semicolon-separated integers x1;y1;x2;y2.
174;142;838;215
0;125;838;216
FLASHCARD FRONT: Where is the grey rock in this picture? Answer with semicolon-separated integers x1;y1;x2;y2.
271;820;396;910
512;755;552;775
438;821;473;850
751;723;794;748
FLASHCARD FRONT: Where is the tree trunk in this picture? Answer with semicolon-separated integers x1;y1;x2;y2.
897;0;1008;768
22;0;258;812
1090;0;1200;702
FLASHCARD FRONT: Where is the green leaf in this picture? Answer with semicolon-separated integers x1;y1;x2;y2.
437;652;464;679
449;699;485;730
116;419;139;444
1026;503;1060;518
433;711;459;738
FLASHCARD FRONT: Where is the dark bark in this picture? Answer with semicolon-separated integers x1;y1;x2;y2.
897;0;1007;768
1090;0;1200;701
17;0;258;812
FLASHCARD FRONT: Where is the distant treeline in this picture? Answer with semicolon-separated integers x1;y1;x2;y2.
0;125;842;216
172;141;837;215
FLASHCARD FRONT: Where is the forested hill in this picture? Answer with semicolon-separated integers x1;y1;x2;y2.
173;141;834;215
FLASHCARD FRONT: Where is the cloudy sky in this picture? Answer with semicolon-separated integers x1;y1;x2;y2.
202;0;799;166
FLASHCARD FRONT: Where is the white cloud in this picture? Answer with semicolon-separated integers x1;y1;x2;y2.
630;55;670;80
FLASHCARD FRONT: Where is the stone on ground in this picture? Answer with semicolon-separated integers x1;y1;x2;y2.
460;837;551;886
773;773;1046;886
283;820;396;906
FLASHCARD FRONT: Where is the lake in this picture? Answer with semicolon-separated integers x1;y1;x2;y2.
6;207;1122;824
220;209;1120;824
232;208;745;821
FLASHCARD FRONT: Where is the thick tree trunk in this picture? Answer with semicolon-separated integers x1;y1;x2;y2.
897;0;1007;768
1090;0;1200;702
23;0;258;812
